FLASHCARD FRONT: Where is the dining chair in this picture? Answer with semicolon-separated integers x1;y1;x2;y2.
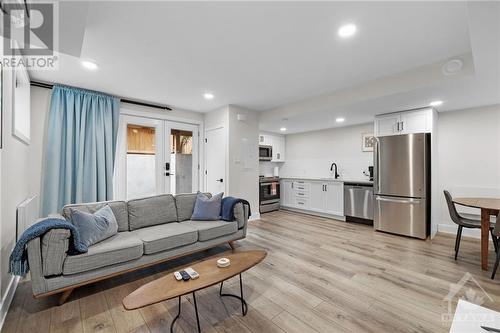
491;217;500;279
443;190;497;260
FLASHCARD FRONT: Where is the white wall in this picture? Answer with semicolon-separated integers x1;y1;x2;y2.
204;105;259;218
1;68;33;307
437;104;500;236
227;105;259;216
279;123;374;180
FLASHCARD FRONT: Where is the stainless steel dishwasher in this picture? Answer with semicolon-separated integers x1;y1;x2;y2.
344;182;374;224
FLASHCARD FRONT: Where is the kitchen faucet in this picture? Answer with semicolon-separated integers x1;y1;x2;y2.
330;163;340;179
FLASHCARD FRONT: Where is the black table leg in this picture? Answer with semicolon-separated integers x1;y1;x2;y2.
170;294;201;333
219;273;248;316
192;292;201;333
170;296;181;333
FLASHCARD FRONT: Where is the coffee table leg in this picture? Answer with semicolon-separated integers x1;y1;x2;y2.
219;273;248;316
192;292;201;333
170;296;181;333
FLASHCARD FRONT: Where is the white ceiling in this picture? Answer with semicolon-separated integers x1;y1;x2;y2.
28;1;500;133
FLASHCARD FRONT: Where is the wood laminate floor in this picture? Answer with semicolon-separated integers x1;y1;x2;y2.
3;210;500;333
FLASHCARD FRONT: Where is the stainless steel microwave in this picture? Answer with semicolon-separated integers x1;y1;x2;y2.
259;145;272;161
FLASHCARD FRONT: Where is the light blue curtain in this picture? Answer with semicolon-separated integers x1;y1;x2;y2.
41;85;120;216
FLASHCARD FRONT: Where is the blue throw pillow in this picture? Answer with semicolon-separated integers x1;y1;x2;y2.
70;205;118;247
191;192;223;221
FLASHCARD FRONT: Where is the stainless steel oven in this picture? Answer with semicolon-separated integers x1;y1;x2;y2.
259;177;280;213
259;145;272;161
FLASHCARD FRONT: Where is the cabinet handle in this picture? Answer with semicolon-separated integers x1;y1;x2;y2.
298;202;304;205
298;193;304;196
396;122;400;132
401;121;404;131
298;187;304;190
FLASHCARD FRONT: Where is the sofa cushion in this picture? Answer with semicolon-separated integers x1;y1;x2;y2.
175;193;212;222
132;223;198;254
191;192;223;221
70;205;118;247
62;200;129;232
181;220;238;241
128;194;178;230
62;232;143;275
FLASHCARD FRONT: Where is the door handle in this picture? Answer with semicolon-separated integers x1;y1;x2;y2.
217;178;223;183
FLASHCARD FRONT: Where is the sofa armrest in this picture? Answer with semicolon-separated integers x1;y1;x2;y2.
41;229;70;276
234;202;249;230
27;237;48;295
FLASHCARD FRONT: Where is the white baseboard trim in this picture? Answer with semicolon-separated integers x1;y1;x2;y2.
0;275;20;331
249;213;260;221
438;223;481;239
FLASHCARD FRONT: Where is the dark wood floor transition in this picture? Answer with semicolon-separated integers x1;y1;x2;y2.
3;210;500;333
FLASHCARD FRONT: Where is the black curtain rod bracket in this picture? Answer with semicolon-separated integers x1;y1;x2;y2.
30;80;172;111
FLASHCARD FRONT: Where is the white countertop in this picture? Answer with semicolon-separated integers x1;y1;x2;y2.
280;176;373;185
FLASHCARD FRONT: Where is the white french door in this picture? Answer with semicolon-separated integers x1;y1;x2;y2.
114;115;199;200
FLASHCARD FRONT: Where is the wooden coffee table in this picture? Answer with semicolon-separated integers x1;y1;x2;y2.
123;249;267;333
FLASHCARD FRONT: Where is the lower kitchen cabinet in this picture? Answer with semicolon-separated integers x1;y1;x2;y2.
280;179;344;218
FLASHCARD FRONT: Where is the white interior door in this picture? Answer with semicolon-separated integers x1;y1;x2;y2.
115;116;200;199
205;127;226;194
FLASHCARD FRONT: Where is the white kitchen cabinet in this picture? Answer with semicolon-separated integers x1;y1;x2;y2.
374;108;432;137
281;179;294;207
324;182;344;216
271;135;285;162
308;182;324;212
374;113;400;136
259;134;270;145
399;109;432;134
280;178;344;218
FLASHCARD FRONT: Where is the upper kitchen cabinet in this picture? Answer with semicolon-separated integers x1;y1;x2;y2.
259;132;285;162
374;108;433;137
271;135;285;162
259;133;270;145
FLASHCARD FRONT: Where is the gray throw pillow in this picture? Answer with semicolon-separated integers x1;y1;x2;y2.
70;205;118;247
191;192;223;221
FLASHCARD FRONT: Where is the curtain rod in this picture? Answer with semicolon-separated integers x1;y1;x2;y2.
30;80;173;111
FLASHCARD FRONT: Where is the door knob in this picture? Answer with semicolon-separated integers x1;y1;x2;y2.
217;178;223;183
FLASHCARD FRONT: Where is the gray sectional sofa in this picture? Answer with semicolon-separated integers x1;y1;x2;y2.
26;193;249;303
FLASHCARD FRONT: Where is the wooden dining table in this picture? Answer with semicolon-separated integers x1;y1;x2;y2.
453;197;500;271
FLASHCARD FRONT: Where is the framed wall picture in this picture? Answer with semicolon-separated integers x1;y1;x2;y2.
362;133;375;152
12;61;31;144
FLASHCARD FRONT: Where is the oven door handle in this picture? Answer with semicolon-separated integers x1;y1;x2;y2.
260;182;278;186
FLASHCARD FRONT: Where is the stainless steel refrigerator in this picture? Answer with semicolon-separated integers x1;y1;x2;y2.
373;133;430;239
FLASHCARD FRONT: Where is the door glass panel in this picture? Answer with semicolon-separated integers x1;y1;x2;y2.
127;124;156;199
170;129;193;194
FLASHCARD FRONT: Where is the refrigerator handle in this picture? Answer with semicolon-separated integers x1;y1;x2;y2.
375;196;421;204
374;137;380;193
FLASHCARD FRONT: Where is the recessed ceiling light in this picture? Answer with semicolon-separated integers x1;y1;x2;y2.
336;117;345;123
338;23;357;38
280;127;287;132
80;60;98;71
429;100;443;107
203;92;214;100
